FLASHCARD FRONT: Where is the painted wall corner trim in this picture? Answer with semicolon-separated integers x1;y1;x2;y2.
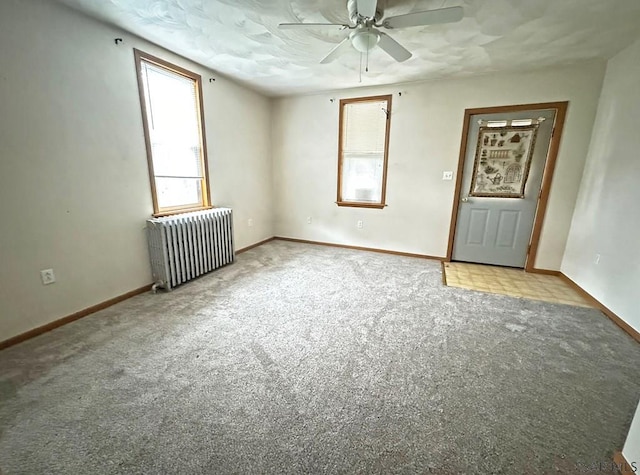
559;274;640;344
274;236;445;261
0;284;152;351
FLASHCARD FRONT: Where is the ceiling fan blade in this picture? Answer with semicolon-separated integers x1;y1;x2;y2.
279;22;350;29
357;0;378;18
377;32;412;62
320;37;352;64
383;6;463;29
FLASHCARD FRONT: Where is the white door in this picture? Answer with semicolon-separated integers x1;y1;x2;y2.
452;109;555;268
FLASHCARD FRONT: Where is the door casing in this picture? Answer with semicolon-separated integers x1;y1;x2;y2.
445;101;568;273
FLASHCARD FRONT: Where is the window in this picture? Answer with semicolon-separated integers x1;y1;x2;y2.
135;49;211;216
337;95;392;209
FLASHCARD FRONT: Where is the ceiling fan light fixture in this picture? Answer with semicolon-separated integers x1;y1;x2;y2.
351;29;380;53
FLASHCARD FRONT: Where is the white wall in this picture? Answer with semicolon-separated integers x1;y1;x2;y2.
562;38;640;334
563;39;640;466
272;63;605;267
0;0;273;341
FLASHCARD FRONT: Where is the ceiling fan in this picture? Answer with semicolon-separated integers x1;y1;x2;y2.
278;0;463;64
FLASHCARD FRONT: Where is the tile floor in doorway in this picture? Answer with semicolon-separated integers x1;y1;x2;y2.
442;261;593;308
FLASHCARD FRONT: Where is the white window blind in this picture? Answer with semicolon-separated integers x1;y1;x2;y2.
340;99;389;204
140;60;205;211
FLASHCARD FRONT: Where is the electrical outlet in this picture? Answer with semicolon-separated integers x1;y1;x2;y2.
40;269;56;285
442;171;454;180
595;254;601;265
248;218;253;227
307;216;312;224
357;220;363;229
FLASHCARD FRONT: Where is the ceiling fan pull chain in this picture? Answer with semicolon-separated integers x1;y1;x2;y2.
366;47;370;73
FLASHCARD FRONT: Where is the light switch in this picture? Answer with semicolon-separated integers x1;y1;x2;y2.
442;171;454;180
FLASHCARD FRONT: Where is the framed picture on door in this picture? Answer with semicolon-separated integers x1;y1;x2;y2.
469;125;539;198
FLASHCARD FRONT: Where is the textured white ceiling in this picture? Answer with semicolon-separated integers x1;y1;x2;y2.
53;0;640;96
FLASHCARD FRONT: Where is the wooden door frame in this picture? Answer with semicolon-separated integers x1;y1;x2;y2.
445;101;569;273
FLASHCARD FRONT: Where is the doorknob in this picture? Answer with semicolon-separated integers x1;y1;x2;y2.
461;197;470;203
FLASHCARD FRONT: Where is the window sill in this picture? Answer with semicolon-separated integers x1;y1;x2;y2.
152;205;213;218
336;201;386;209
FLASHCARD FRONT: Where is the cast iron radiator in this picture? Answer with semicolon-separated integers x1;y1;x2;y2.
146;208;234;291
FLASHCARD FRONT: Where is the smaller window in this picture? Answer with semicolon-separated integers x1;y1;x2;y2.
135;49;211;216
511;119;533;127
337;95;392;209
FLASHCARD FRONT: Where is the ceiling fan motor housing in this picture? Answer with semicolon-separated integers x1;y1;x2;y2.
347;0;383;24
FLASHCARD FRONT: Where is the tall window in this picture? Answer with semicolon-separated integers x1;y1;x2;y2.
337;95;392;209
135;49;211;216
